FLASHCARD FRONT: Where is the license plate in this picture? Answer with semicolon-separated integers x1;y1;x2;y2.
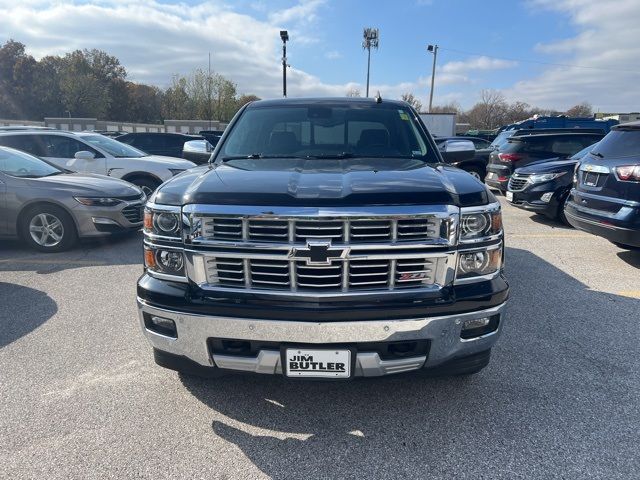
284;348;351;378
584;172;599;186
506;191;513;202
487;172;496;179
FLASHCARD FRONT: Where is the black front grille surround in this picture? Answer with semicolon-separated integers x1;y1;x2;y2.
508;174;530;191
122;204;144;223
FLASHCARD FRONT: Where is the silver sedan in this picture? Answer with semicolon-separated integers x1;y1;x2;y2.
0;146;146;252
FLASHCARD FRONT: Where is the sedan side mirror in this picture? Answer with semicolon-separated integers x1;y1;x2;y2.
439;139;475;163
74;150;95;161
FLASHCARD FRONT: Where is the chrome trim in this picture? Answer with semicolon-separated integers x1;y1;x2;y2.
579;164;610;174
570;189;640;208
137;299;507;373
145;202;181;213
459;202;503;245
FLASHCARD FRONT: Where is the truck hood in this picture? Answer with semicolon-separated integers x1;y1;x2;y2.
152;158;493;207
516;158;578;174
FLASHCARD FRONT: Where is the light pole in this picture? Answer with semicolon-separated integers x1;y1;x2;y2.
427;44;438;113
362;27;379;98
280;30;289;97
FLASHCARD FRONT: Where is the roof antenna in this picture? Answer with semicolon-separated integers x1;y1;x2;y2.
374;91;382;104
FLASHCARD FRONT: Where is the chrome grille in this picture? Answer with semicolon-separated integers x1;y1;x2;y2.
122;204;144;223
508;174;530;192
204;255;438;292
196;215;444;244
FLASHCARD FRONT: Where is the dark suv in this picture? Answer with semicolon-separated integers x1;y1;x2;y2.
565;122;640;249
486;132;604;192
116;132;201;159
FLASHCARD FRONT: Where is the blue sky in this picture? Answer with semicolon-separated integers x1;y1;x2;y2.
1;0;639;111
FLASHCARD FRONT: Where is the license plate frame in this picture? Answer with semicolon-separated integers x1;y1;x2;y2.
282;347;353;379
583;172;599;187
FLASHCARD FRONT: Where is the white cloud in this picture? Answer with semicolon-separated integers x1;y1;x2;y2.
324;50;342;60
440;56;517;74
506;0;640;111
268;0;325;25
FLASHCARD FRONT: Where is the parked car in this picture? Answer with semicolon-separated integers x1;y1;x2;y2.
565;122;640;250
499;115;617;133
182;139;213;165
138;97;508;379
435;136;492;180
199;130;224;148
505;142;598;223
0;130;196;196
0;146;145;251
90;130;126;138
116;132;202;159
486;132;604;192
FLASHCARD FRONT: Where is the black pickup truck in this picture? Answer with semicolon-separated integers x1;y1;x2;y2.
137;97;509;380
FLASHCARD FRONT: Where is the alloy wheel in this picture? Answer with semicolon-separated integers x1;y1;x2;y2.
29;213;65;247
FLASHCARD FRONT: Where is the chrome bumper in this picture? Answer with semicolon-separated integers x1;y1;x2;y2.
137;299;506;377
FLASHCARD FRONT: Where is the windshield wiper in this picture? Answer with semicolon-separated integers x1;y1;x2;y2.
590;151;604;158
221;154;305;161
303;152;356;159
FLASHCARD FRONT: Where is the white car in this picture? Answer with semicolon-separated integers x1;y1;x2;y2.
0;130;196;195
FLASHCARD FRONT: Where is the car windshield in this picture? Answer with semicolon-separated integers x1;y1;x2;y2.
570;142;599;160
218;104;436;162
590;130;640;158
0;147;63;178
490;130;513;148
81;134;147;158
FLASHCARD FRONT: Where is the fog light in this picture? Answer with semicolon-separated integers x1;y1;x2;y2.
540;192;553;203
145;315;177;338
157;250;184;272
460;315;499;340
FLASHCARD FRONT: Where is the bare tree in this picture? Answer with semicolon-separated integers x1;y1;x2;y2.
565;102;593;117
401;92;423;112
430;102;461;114
464;89;509;129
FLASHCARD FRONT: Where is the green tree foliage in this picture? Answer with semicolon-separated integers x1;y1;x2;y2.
0;40;260;123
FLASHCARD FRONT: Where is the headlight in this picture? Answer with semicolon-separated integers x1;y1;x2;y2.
74;197;123;207
144;246;186;278
456;247;502;282
459;203;502;243
143;204;182;239
528;172;566;184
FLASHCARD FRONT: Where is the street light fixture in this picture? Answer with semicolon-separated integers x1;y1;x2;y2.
427;44;438;113
362;27;379;98
280;30;289;97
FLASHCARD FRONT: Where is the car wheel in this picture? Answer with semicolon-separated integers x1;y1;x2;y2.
21;205;77;252
130;177;161;197
557;194;571;226
465;166;485;181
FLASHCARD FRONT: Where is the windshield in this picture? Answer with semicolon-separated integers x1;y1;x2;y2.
81;134;147;158
218;104;436;162
590;130;640;158
490;130;514;148
0;147;62;178
570;142;598;160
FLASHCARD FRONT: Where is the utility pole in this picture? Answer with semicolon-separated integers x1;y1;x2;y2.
427;44;438;113
280;30;289;97
362;28;379;98
207;52;212;130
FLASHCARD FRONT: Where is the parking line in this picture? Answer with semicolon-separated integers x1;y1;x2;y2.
508;234;589;238
0;258;108;265
617;290;640;299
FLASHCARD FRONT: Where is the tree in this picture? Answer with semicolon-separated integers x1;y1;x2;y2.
464;89;509;129
236;94;261;109
565;102;593;117
430;102;461;114
401;92;423;112
346;87;361;97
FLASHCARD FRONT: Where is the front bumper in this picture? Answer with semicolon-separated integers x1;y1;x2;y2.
507;183;568;217
138;298;507;377
71;202;144;237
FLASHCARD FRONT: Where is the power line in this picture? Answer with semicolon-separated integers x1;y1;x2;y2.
438;46;640;75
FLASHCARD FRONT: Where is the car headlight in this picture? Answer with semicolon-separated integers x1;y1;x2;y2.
74;197;123;207
528;172;566;184
456;247;502;282
144;245;186;279
459;203;502;243
143;204;182;239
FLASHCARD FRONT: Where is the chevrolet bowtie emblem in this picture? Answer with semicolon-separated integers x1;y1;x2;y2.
585;165;593;172
289;241;349;265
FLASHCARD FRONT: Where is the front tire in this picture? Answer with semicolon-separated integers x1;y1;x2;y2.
129;177;161;197
20;205;77;252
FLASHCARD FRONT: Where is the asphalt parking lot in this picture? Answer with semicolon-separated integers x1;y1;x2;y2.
1;197;639;479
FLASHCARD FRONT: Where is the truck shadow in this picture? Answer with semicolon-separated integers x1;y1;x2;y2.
0;231;142;274
0;282;58;348
179;246;639;478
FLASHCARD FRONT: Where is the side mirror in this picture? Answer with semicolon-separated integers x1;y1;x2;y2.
74;150;95;161
439;139;475;163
